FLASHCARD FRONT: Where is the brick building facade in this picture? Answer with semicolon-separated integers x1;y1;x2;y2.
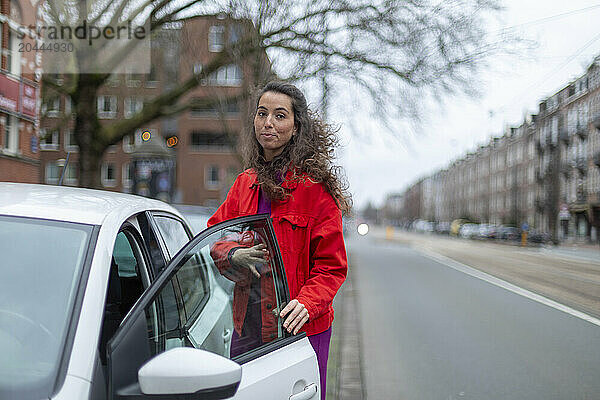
395;55;600;242
0;0;41;183
39;16;270;206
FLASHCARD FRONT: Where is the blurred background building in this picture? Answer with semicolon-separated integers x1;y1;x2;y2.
388;55;600;243
0;0;41;183
37;16;270;206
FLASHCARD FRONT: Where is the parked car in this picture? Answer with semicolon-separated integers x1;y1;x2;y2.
459;223;480;239
498;226;520;241
0;183;319;400
478;224;497;239
413;220;435;233
450;219;468;236
435;221;451;235
528;229;550;244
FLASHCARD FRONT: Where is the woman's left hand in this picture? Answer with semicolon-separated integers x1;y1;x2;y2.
280;299;309;335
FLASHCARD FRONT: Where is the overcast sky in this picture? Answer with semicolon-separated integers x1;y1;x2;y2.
332;0;600;211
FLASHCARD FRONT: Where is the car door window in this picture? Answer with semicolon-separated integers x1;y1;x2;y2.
108;215;298;399
151;217;287;358
152;213;210;325
136;213;168;278
152;214;191;259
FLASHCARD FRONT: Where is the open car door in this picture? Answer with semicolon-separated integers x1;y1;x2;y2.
106;214;319;400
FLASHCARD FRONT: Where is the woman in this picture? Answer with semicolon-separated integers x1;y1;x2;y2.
207;81;351;399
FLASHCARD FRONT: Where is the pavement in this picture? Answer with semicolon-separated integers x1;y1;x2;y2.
327;253;365;400
327;225;600;399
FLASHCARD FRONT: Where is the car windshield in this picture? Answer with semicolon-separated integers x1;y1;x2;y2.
0;216;94;399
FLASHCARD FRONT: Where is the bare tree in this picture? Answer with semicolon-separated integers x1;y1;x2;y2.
39;0;509;188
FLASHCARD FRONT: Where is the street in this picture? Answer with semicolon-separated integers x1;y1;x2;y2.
343;230;600;399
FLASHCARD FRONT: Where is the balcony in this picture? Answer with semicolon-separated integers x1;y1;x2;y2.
576;191;588;204
559;128;569;144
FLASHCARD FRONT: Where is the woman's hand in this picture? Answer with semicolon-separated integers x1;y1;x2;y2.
230;243;269;278
280;299;309;335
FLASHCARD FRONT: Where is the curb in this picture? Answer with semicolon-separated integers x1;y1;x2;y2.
328;255;365;399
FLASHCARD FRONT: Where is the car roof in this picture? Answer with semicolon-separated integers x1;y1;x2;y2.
0;183;180;225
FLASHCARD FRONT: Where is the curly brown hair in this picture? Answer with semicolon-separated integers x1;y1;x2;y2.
240;81;352;215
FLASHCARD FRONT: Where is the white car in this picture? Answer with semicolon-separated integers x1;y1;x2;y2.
0;183;319;400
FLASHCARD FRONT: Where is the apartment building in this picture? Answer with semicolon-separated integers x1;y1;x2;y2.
39;16;270;206
39;28;177;191
397;55;600;242
536;56;600;241
0;0;41;183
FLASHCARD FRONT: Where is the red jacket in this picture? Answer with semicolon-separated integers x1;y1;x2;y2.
207;168;348;338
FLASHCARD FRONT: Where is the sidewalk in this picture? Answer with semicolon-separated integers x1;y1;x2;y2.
327;256;365;400
376;225;600;253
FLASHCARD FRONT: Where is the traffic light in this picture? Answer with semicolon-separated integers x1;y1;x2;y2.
166;135;179;148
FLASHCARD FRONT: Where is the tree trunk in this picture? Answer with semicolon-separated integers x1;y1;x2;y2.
74;76;105;189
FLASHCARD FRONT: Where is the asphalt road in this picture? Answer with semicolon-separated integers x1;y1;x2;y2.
346;234;600;400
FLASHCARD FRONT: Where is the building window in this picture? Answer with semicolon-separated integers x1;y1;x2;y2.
147;64;159;86
126;64;143;87
101;162;117;187
229;24;241;44
124;97;143;118
193;63;203;76
7;29;21;77
40;128;59;151
122;162;134;192
45;162;60;184
205;165;220;188
64;130;78;151
209;26;225;52
208;64;242;86
190;98;239;117
97;96;117;119
122;133;140;153
3;115;19;154
190;132;230;151
43;97;60;117
64;163;78;186
65;97;72;116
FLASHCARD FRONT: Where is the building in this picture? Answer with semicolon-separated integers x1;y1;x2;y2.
395;55;600;243
0;0;41;183
535;56;600;241
39;16;271;206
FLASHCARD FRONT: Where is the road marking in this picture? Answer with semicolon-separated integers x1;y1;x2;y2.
416;246;600;328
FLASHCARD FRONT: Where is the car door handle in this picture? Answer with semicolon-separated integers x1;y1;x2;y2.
223;328;232;342
289;383;317;400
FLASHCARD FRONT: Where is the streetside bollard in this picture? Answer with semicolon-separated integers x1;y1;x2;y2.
521;231;528;247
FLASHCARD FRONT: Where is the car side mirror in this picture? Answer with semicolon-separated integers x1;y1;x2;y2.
137;347;242;399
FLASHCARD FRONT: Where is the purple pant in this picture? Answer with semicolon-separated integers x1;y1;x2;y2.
308;327;332;400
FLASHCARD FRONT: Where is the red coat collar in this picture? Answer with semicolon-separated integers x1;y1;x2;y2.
245;168;300;191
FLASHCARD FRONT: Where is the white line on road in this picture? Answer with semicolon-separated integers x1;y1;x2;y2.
416;246;600;328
